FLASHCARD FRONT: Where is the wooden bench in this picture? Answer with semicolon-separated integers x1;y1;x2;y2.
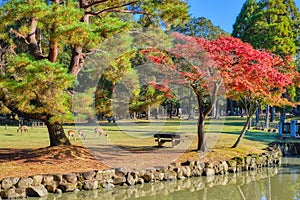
154;133;180;147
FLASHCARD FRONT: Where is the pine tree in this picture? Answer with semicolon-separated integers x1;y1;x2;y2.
232;0;259;39
233;0;300;57
0;0;189;146
172;17;228;40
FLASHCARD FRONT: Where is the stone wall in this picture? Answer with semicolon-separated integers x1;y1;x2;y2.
269;141;300;155
0;145;282;199
52;167;279;200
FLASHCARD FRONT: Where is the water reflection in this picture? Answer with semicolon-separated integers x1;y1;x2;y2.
29;157;300;200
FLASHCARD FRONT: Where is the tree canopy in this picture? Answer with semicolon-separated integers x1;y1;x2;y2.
0;0;189;146
232;0;300;58
144;33;297;150
172;16;228;40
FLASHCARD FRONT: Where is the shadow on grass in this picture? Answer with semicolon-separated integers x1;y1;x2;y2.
221;128;278;145
0;148;35;162
0;145;95;163
4;134;14;136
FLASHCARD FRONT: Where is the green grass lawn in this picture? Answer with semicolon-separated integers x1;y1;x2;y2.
0;126;50;148
0;116;282;162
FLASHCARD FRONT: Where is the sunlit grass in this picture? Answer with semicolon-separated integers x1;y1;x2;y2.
0;116;282;162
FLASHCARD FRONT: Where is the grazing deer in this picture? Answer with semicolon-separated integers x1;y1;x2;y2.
78;130;86;140
67;130;76;141
94;127;107;137
17;125;29;135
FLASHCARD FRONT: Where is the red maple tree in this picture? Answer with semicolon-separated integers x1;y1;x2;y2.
142;33;297;150
202;36;295;147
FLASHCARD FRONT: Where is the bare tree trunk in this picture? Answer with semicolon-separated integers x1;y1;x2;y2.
195;91;209;152
46;121;71;146
228;99;234;115
169;101;173;119
197;110;207;152
68;4;90;76
248;116;252;130
187;90;194;119
146;105;151;120
265;105;269;130
48;40;58;63
270;106;275;122
255;107;260;125
27;18;45;60
232;115;252;148
215;98;220;119
194;82;220;152
69;45;84;76
211;103;216;118
155;107;159;119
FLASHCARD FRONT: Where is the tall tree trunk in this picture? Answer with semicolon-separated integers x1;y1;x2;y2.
27;18;45;60
169;101;173;119
194;82;220;152
270;106;275;122
232;115;252;148
247;116;252;130
146;105;151;120
155;107;159;119
48;40;58;63
195;92;209;152
68;6;90;76
197;110;207;152
228;99;234;115
215;99;220;119
133;112;137;119
211;103;216;118
255;107;260;125
45;121;71;146
187;90;194;119
265;105;269;130
69;45;83;76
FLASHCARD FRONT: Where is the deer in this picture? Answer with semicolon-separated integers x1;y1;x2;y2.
78;130;86;140
94;127;108;137
17;125;29;135
67;130;76;141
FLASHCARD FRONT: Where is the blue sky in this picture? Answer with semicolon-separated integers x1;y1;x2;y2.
188;0;300;33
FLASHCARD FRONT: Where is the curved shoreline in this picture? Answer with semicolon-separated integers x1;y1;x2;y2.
0;144;282;199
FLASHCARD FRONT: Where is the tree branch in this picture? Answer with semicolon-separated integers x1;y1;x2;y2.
9;29;29;45
81;0;109;9
0;88;47;121
86;1;139;16
100;9;145;14
81;49;104;58
26;18;47;60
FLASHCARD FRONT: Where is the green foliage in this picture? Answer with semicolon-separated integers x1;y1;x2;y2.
0;54;74;123
138;0;189;28
130;84;166;113
72;88;96;122
172;17;228;39
0;0;189;145
232;0;300;57
232;0;258;39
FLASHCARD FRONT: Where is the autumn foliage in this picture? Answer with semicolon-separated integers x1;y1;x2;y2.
143;32;297;150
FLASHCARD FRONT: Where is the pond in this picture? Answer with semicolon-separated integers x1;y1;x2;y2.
30;157;300;200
